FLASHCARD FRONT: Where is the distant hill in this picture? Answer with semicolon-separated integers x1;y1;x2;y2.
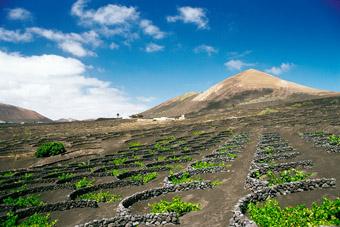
0;103;51;123
141;69;337;118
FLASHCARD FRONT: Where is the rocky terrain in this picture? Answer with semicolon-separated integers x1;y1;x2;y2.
0;71;339;226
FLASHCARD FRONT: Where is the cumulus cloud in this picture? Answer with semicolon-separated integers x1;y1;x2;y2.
167;6;209;29
0;27;32;42
145;43;164;53
71;0;139;26
0;51;146;120
139;19;165;39
28;27;100;57
71;0;165;43
265;63;294;75
7;8;32;21
109;42;119;50
194;44;217;56
224;59;255;71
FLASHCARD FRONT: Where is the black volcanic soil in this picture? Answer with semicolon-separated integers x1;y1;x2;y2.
0;96;339;226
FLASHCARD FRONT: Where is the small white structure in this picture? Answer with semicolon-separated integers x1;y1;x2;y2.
178;114;185;120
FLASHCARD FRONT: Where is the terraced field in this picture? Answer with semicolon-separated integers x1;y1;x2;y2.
0;96;339;226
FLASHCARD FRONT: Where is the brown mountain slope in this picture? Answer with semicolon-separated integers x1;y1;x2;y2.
141;69;337;118
0;103;51;123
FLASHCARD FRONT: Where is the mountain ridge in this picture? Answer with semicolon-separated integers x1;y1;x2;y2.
0;103;51;123
141;69;337;118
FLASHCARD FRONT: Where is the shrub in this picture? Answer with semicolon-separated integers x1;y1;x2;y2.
211;180;223;187
328;134;340;145
258;108;278;116
227;153;237;159
2;171;15;177
247;198;340;226
149;196;200;216
264;146;274;154
128;141;142;148
4;195;44;208
74;177;94;189
111;169;127;177
21;173;33;181
192;130;204;136
192;161;225;169
130;172;158;184
263;169;313;186
35;142;66;158
112;157;128;165
57;173;75;181
169;172;198;185
134;161;145;168
20;213;57;227
79;191;121;203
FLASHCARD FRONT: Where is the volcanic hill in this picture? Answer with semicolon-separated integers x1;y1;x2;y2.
141;69;335;118
0;103;51;123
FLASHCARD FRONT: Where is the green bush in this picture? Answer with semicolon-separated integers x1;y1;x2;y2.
192;161;225;169
149;196;200;216
4;195;44;208
112;157;128;165
134;161;145;168
247;197;340;226
1;212;57;227
35;142;66;158
57;173;75;181
328;134;340;145
128;141;142;148
263;169;313;186
192;130;204;136
227;153;237;159
79;191;121;203
2;171;15;177
74;177;94;189
111;169;127;177
169;172;202;185
264;146;274;154
130;172;158;184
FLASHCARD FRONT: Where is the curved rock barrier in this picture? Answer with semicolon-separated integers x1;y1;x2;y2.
75;212;179;227
302;132;340;153
0;200;98;223
229;178;336;227
68;180;140;200
117;181;214;216
245;160;313;192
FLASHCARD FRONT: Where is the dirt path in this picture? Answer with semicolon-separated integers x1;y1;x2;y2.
176;130;258;227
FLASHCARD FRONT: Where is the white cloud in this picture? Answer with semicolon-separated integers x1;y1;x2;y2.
0;27;32;42
0;51;146;120
145;43;164;53
139;19;165;39
265;63;294;75
167;6;209;29
7;8;32;21
59;40;95;57
224;59;255;71
71;0;139;26
28;27;100;57
194;44;217;56
71;0;165;47
109;42;119;50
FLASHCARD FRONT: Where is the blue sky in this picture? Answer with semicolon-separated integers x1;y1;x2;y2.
0;0;339;119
